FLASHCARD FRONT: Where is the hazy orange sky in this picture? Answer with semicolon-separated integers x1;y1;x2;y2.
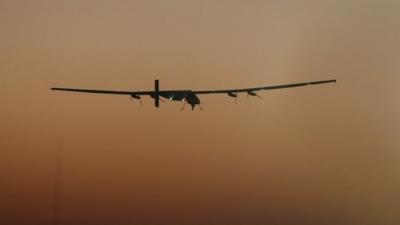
1;0;400;224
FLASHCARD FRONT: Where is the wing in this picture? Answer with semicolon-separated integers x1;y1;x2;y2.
50;87;154;96
193;79;336;95
50;87;195;102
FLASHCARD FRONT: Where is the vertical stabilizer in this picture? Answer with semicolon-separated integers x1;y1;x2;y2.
154;79;160;107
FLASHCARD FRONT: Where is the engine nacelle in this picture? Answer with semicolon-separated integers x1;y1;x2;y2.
131;94;141;99
247;91;257;96
227;92;238;98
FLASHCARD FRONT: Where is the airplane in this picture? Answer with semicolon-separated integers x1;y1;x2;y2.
51;79;336;110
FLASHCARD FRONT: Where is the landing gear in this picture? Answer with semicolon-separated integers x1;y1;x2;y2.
181;102;187;111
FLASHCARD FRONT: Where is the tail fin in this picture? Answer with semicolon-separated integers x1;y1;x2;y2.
154;79;160;107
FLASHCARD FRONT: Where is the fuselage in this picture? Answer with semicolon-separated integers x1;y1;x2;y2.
159;91;200;110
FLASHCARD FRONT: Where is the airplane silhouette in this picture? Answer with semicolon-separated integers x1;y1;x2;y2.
51;79;336;110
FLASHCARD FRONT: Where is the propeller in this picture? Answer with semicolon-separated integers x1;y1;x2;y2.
227;92;238;104
181;101;187;111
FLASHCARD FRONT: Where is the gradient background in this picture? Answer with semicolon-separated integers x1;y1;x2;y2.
1;0;399;224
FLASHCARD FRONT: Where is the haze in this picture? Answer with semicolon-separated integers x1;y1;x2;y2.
1;0;399;224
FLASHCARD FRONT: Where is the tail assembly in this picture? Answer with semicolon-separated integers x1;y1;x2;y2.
154;79;160;108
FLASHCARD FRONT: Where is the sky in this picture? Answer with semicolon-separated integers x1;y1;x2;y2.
1;0;400;224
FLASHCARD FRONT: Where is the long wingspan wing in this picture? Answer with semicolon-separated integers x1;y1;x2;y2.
193;79;336;94
50;87;154;96
51;79;336;96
